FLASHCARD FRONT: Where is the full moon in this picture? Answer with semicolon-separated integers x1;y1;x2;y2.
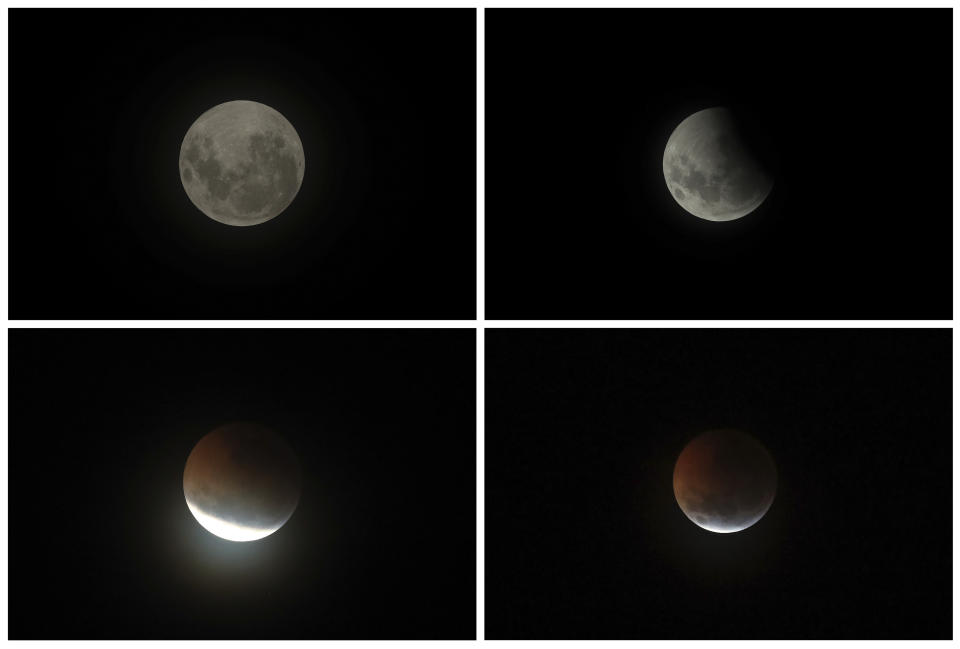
179;100;305;226
673;429;777;533
183;422;301;542
662;107;772;222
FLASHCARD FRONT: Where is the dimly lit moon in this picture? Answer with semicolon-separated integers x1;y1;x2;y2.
179;100;305;226
662;107;772;221
183;422;301;542
673;429;777;533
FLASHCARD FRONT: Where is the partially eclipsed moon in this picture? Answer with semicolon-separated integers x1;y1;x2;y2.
662;107;772;222
673;429;777;533
179;100;305;226
183;422;301;542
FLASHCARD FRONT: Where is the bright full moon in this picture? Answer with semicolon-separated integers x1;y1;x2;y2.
179;100;305;226
183;422;301;542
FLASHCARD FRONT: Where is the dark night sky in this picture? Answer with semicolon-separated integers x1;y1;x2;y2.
9;329;476;639
9;9;476;319
486;329;952;639
485;9;952;319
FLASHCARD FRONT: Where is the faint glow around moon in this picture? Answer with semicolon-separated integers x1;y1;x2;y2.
186;500;279;542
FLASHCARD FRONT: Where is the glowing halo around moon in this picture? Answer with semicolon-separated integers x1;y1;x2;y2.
183;422;301;542
673;429;777;534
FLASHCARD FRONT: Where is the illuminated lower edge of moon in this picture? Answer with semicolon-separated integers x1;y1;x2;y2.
682;510;771;534
186;499;285;542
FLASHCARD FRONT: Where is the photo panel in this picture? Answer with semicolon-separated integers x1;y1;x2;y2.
10;9;476;319
485;328;951;638
9;328;476;639
485;9;952;320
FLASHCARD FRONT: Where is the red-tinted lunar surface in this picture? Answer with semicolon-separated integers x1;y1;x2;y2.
673;429;777;533
183;422;301;542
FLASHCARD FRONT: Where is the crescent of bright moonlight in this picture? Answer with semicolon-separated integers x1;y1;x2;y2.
179;100;305;226
662;107;772;222
183;422;301;542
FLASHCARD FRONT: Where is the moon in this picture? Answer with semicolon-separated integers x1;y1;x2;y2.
673;429;777;533
179;100;305;226
662;107;772;222
183;422;301;542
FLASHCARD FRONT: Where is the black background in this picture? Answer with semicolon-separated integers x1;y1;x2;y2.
10;10;476;319
486;329;952;639
10;329;476;639
486;10;952;319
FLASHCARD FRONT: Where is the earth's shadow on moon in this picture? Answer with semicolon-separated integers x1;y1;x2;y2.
621;90;787;261
628;420;788;586
663;108;775;222
672;429;778;534
183;422;302;541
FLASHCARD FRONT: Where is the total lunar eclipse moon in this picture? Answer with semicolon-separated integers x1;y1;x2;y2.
673;429;777;533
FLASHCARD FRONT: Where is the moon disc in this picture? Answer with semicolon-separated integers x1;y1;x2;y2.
179;100;305;226
662;107;772;222
673;429;777;533
183;422;301;542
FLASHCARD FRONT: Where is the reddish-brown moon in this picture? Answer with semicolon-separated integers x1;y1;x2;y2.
183;422;301;542
673;429;777;533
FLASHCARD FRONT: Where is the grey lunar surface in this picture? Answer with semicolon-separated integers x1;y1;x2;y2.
179;100;305;226
662;107;772;222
